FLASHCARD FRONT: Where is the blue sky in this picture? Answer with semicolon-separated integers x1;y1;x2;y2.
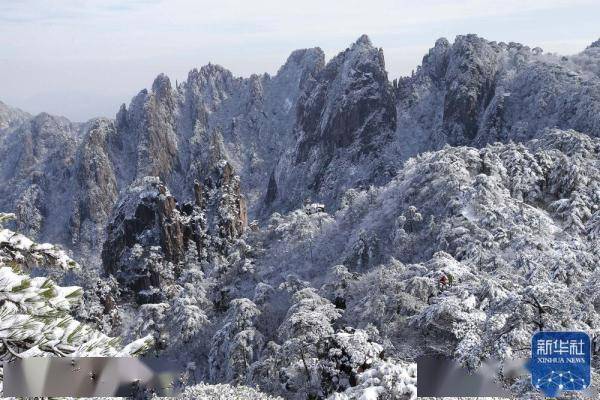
1;0;599;121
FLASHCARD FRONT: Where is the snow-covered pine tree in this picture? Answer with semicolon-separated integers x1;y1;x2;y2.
209;298;264;384
276;288;341;397
0;213;153;393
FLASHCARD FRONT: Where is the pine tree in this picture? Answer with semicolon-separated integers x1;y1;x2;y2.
0;214;153;392
209;298;264;384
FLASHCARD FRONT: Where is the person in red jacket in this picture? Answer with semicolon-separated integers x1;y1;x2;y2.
439;273;448;290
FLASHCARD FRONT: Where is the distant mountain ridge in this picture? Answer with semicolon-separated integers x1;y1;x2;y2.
0;100;30;131
1;34;599;259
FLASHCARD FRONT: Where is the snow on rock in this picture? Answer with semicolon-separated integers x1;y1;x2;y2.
0;101;30;131
0;213;79;272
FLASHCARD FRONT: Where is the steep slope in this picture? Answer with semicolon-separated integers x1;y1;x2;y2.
2;34;600;399
0;100;30;132
181;48;324;212
69;118;121;257
0;113;83;242
0;47;322;254
103;128;597;399
395;34;600;155
255;129;599;284
269;35;397;212
115;48;324;213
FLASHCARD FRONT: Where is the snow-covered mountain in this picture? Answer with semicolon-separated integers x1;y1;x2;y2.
2;34;600;257
1;34;600;399
396;35;600;149
0;101;30;132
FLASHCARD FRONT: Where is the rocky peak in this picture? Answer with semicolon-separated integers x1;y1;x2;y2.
0;101;30;131
434;37;450;48
295;34;395;162
102;160;247;302
588;38;600;49
69;118;119;252
419;37;450;82
4;32;600;261
0;111;81;243
281;48;325;73
397;33;600;159
30;112;80;141
197;63;234;79
116;74;179;183
186;64;237;102
441;34;504;144
266;35;397;213
276;47;325;90
115;103;128;128
354;34;372;47
151;73;173;101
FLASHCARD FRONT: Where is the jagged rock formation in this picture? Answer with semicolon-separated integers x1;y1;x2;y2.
2;35;600;257
69;118;120;255
0;46;322;256
0;101;30;132
395;34;600;152
271;35;397;212
101;160;247;302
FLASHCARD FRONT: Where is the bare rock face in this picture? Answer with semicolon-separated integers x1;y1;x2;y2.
70;118;119;254
178;48;324;216
441;35;503;144
116;73;181;184
397;34;600;153
270;35;397;212
101;160;247;302
296;35;395;160
101;177;202;302
420;38;451;82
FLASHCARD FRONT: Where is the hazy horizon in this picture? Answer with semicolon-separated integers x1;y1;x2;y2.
1;0;599;121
